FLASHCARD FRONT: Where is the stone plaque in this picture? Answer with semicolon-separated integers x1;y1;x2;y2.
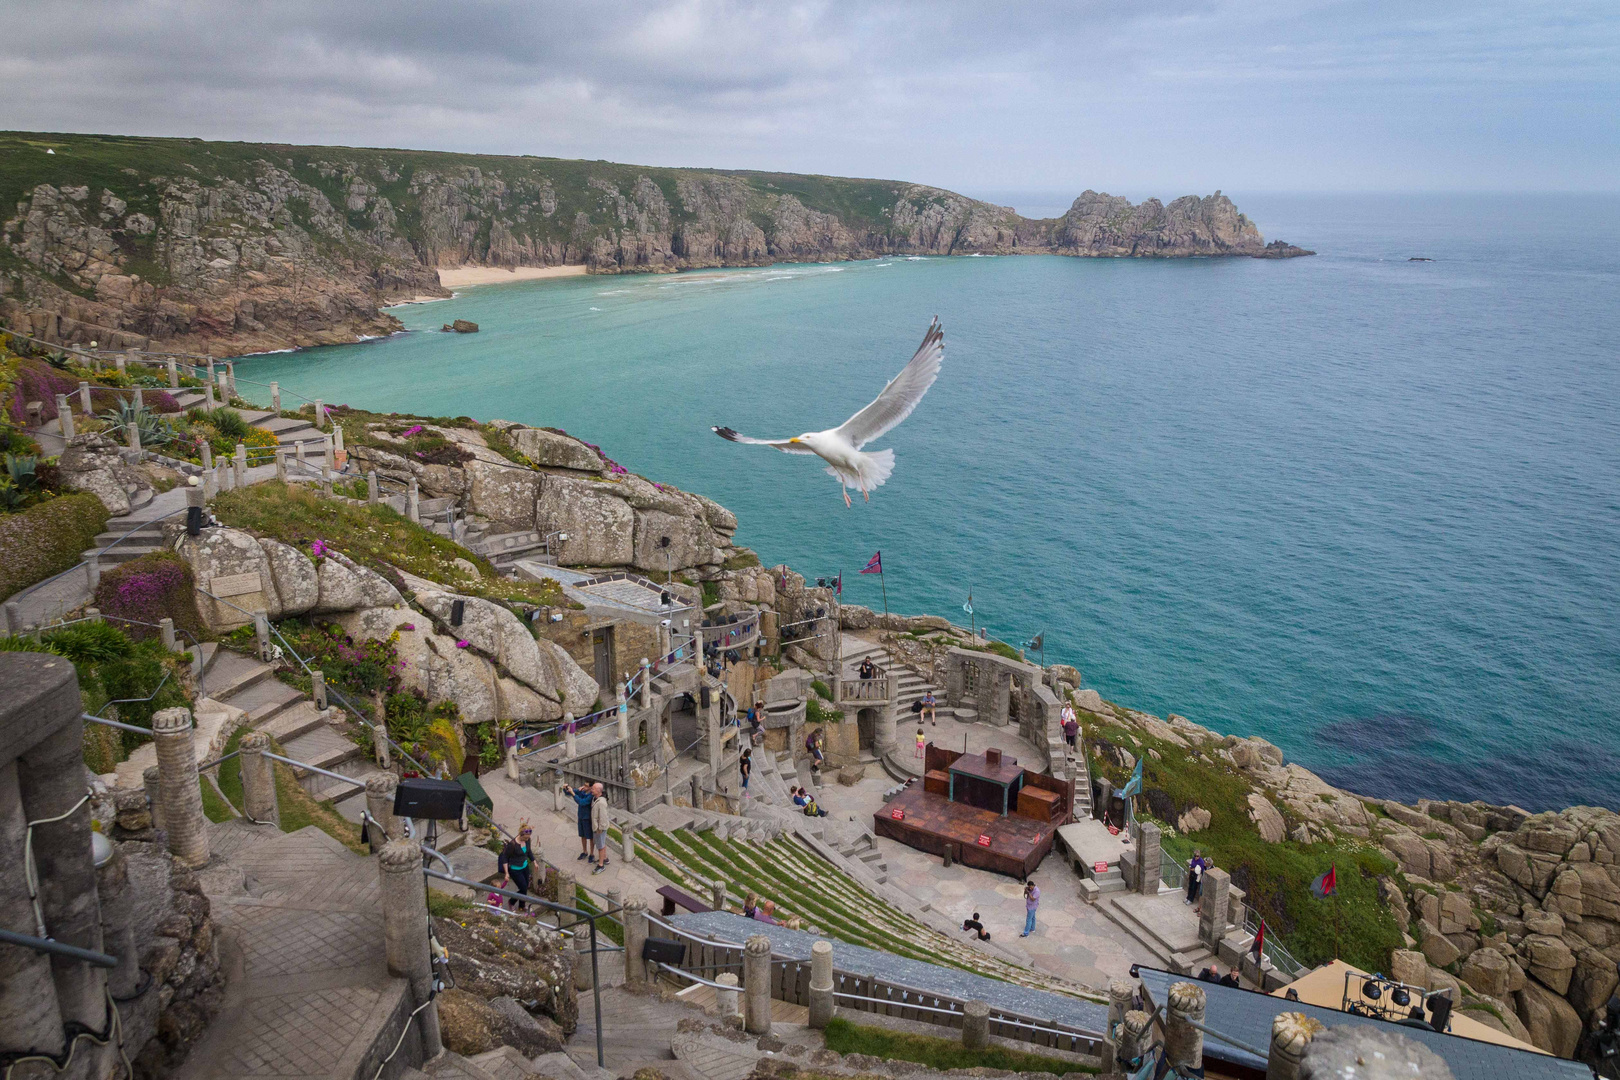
211;572;264;598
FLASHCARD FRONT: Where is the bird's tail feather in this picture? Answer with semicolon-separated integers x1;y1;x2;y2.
825;449;895;490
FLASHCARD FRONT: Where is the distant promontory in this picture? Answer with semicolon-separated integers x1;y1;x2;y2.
0;131;1312;356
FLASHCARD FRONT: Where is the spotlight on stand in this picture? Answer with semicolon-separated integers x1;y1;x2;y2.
1391;987;1411;1008
1362;982;1383;1001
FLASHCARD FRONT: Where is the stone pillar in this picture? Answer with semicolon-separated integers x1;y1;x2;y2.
2;600;19;634
115;352;127;375
55;394;75;439
314;399;325;429
743;934;773;1035
0;761;67;1059
623;897;648;985
1135;820;1162;895
406;476;420;522
253;613;270;662
143;765;165;831
555;867;576;910
710;879;727;912
152;706;210;867
233;442;247;486
1102;979;1135;1074
1268;1012;1324;1080
573;912;593;990
240;732;279;826
1118;1010;1152;1069
367;470;379;505
365;773;399;853
274;446;287;482
201;441;213;472
160;616;177;651
873;700;897;757
217;461;232;494
640;659;652;708
295;437;306;470
168;358;179;388
134;386;144;411
808;939;834;1029
1199;867;1231;948
564;713;577;758
620;821;636;864
95;845;139;1000
372;691;392;767
962;999;990;1050
125;421;141;451
504;733;518;781
1164;981;1205;1076
716;973;741;1019
17;700;106;1031
321;462;333;497
78;380;92;414
270;381;280;411
204;370;217;409
225;361;236;400
333;423;346;469
616;687;629;741
378;839;443;1057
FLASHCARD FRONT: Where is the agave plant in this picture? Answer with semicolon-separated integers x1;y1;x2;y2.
4;453;38;491
45;349;74;370
208;407;250;441
98;398;174;448
0;479;22;511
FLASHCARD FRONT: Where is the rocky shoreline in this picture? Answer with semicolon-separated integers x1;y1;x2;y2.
0;131;1311;357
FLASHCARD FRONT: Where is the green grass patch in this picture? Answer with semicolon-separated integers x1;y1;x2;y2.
268;740;367;854
216;726;247;809
822;1018;1096;1075
199;777;234;823
428;889;474;918
573;886;626;946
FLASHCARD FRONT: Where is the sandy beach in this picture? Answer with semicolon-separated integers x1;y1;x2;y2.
437;264;588;287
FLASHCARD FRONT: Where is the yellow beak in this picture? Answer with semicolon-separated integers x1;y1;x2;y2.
789;437;801;443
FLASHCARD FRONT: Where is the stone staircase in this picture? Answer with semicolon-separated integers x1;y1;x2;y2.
839;636;945;715
165;390;331;464
1096;890;1215;977
401;1047;608;1080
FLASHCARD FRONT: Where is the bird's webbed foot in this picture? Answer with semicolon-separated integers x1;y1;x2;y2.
843;488;852;508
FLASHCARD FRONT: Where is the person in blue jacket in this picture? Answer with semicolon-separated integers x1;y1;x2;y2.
497;822;536;910
563;782;595;862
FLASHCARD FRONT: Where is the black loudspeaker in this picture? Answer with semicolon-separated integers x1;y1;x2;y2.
394;777;466;820
700;686;711;709
186;505;203;536
642;937;687;966
1427;991;1453;1032
451;599;465;627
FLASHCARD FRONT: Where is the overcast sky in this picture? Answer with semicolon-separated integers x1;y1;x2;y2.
5;0;1616;199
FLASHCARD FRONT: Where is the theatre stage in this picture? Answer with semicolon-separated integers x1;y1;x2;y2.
873;783;1057;879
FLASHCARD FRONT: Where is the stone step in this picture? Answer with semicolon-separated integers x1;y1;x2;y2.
91;521;167;546
259;700;327;744
226;676;304;727
280;725;362;795
206;650;275;702
85;542;164;566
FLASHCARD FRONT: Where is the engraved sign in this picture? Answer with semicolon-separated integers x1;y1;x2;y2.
211;572;263;598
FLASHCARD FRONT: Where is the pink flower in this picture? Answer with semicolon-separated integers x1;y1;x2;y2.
311;539;328;558
456;640;470;649
402;623;415;631
403;424;423;437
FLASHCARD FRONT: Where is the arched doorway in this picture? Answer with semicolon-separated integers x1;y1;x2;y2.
856;707;879;751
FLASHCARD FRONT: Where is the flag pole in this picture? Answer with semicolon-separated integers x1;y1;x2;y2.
880;565;888;617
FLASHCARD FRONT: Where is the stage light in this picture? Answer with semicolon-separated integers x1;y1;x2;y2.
1362;981;1383;1001
1391;988;1410;1007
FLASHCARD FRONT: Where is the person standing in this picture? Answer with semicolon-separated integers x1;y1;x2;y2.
497;822;536;910
806;727;826;774
1021;881;1040;937
1185;849;1208;907
739;747;752;798
563;781;595;861
590;782;611;874
915;726;927;759
1061;702;1078;751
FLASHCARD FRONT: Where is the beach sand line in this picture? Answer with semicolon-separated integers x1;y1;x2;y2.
437;264;589;287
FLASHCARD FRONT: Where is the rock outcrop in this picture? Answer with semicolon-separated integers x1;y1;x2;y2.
55;431;153;516
0;132;1309;356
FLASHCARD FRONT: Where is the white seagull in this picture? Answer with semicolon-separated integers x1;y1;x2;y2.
713;318;944;507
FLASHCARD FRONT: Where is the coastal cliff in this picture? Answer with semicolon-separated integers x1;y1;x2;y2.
0;131;1308;355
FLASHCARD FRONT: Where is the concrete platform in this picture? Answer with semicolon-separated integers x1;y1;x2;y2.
1055;818;1131;877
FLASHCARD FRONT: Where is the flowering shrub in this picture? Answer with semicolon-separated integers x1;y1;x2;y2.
279;620;403;698
93;551;206;643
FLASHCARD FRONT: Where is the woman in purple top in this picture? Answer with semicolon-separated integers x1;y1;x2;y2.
1021;882;1040;937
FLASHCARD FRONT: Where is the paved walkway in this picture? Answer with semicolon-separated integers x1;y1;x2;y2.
177;821;409;1080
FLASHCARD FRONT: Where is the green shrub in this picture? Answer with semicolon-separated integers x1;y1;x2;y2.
207;407;250;440
41;621;134;663
0;492;109;598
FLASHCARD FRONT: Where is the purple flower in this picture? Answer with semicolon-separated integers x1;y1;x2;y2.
456;640;470;649
402;623;415;631
403;424;423;437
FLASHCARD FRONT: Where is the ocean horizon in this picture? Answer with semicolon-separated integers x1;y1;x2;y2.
237;192;1620;813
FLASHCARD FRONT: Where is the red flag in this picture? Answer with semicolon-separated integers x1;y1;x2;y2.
1251;919;1266;963
1311;865;1337;898
861;551;882;574
834;574;842;595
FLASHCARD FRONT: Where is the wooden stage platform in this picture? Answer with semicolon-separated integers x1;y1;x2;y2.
873;783;1057;879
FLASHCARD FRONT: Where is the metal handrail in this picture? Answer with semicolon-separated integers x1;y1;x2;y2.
260;750;366;790
0;927;118;969
4;507;190;612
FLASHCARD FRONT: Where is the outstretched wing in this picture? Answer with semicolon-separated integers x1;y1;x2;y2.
834;317;943;449
712;426;817;455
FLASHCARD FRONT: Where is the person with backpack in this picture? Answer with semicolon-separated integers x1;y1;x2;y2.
802;792;828;818
1185;849;1210;907
806;727;826;773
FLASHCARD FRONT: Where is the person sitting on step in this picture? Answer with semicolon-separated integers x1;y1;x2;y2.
961;912;991;941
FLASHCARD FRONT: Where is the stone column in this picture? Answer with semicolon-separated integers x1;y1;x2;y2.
253;613;270;662
573;912;594;990
378;839;442;1057
620;821;636;864
55;395;75;439
873;700;897;757
962;999;990;1050
225;361;236;400
204;370;217;409
367;470;379;505
134;386;144;411
365;773;399;853
217;461;232;494
274;446;287;482
96;844;140;1000
233;442;247;486
1135;820;1162;895
1102;978;1135;1074
160;616;177;651
125;421;141;451
333;424;346;469
240;732;279;826
1199;867;1231;948
311;669;327;710
314;399;325;429
716;973;740;1019
555;867;576;910
2;601;19;634
78;380;92;414
168;358;179;388
622;897;648;985
564;713;578;758
616;687;628;741
371;691;391;767
1164;981;1205;1076
321;462;333;497
808;939;834;1028
1118;1010;1152;1069
143;765;165;831
743;934;773;1035
1268;1012;1324;1080
640;659;652;708
270;382;280;411
504;733;519;781
406;477;420;522
115;352;127;376
710;879;727;912
17;688;106;1031
295;437;306;470
0;761;67;1060
152;706;210;867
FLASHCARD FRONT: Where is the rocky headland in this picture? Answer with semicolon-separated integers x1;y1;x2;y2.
1;131;1310;356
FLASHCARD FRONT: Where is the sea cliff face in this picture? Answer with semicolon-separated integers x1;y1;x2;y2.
0;131;1306;356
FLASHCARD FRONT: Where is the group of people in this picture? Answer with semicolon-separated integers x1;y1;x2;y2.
1185;849;1212;909
742;891;780;924
1198;964;1242;988
791;785;827;816
565;781;613;875
958;880;1043;941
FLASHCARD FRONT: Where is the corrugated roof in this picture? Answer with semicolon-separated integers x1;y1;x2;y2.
1135;967;1588;1080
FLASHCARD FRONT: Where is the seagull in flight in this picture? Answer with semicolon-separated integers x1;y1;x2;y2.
713;318;944;507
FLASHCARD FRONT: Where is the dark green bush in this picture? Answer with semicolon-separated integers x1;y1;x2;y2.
0;493;111;598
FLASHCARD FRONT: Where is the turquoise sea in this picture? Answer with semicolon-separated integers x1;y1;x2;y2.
239;194;1620;811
